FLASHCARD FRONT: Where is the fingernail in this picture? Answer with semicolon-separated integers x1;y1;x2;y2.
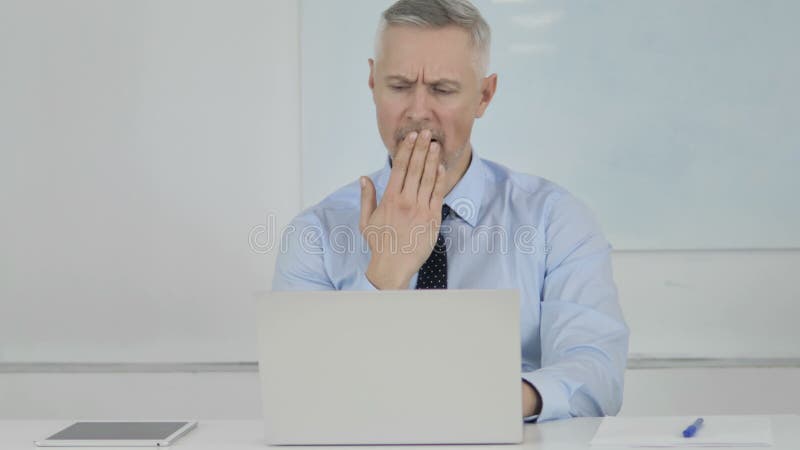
408;132;418;141
360;177;366;188
430;142;439;152
422;129;431;138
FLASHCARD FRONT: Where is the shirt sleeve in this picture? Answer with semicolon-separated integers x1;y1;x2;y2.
523;414;539;423
272;210;378;291
522;191;630;422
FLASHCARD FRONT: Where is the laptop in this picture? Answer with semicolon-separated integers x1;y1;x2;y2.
256;289;523;445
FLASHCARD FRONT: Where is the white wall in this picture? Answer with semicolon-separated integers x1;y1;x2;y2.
4;0;797;365
621;368;800;417
615;250;800;359
3;368;799;419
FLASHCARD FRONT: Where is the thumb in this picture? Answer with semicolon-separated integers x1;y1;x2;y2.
359;176;377;233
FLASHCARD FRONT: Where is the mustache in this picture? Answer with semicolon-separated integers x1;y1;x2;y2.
394;126;445;146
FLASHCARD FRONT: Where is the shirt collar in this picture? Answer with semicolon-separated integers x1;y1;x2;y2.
374;150;485;228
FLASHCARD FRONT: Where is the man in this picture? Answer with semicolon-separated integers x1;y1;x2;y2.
273;0;629;422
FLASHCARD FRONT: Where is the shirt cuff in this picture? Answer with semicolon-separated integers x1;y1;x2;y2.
523;414;539;423
522;370;571;422
351;271;379;291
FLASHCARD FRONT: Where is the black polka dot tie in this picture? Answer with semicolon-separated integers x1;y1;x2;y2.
416;204;451;290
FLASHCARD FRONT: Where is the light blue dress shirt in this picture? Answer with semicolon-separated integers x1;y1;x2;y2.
272;152;630;422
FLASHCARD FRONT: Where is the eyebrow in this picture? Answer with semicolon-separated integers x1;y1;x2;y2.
385;75;461;89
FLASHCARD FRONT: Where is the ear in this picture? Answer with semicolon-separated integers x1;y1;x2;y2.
368;58;376;91
475;73;498;118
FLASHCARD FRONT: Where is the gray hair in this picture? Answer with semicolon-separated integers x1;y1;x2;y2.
375;0;491;77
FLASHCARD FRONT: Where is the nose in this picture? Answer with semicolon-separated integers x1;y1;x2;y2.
405;84;434;124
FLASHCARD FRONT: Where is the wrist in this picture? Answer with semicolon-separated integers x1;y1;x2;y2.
365;259;411;290
522;379;542;417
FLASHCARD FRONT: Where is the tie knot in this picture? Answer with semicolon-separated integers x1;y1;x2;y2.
441;204;451;220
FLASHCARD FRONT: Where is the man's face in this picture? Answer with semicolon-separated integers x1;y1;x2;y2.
369;25;496;167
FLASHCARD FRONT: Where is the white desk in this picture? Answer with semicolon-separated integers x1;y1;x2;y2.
3;416;798;449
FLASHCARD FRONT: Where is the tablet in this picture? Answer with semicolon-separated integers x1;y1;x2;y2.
34;421;197;447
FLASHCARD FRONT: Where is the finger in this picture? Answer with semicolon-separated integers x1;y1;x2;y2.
359;176;377;233
401;129;432;200
417;141;441;206
430;163;447;213
385;131;417;196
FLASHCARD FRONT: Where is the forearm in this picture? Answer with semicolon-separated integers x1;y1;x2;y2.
524;317;629;421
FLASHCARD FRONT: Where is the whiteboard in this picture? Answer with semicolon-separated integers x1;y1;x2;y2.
0;0;301;363
301;0;800;250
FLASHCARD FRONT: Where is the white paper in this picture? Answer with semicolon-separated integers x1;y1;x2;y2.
590;415;773;447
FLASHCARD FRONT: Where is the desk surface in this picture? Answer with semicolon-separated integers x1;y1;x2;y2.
3;416;798;449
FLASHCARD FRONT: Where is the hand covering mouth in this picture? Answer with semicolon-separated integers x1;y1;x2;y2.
395;128;445;146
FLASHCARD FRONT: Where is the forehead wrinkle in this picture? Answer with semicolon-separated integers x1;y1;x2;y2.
419;65;462;85
384;68;461;87
386;75;461;86
377;50;467;85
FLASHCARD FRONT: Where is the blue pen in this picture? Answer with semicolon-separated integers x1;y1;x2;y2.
682;418;704;438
